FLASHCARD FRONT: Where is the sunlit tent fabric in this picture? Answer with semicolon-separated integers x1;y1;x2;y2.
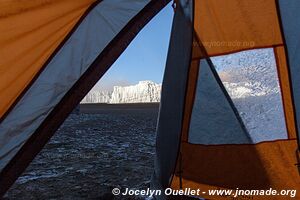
0;0;299;199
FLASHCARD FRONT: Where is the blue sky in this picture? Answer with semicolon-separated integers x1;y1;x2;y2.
93;3;174;91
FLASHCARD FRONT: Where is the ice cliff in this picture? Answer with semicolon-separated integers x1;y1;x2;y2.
81;81;161;104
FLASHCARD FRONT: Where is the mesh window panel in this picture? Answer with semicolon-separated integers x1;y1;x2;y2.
211;48;288;143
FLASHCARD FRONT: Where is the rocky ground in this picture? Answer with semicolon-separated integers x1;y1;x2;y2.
5;103;159;200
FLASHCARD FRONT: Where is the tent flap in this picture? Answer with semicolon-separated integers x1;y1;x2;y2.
0;0;170;196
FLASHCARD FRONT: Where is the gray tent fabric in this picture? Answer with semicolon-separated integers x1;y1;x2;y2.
278;0;300;147
151;0;193;195
189;59;252;145
0;0;150;172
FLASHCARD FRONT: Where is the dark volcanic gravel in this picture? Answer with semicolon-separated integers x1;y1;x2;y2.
5;103;159;200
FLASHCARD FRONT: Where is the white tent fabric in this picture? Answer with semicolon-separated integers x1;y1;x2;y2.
152;0;193;192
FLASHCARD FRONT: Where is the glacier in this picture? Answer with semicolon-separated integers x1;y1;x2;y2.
81;81;161;104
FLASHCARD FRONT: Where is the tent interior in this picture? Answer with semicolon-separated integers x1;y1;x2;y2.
0;0;299;199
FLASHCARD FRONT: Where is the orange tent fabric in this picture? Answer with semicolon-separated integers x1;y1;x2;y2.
194;0;283;58
0;0;96;119
171;140;299;199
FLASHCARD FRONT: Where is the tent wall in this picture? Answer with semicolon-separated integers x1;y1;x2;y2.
161;0;300;199
0;0;170;196
151;0;193;193
171;57;300;200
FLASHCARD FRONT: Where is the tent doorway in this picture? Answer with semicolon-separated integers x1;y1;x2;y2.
4;3;173;199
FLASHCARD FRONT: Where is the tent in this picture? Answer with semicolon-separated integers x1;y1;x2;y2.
0;0;299;199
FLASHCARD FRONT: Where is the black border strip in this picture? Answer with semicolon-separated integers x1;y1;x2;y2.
0;0;103;124
0;0;170;197
275;0;300;149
